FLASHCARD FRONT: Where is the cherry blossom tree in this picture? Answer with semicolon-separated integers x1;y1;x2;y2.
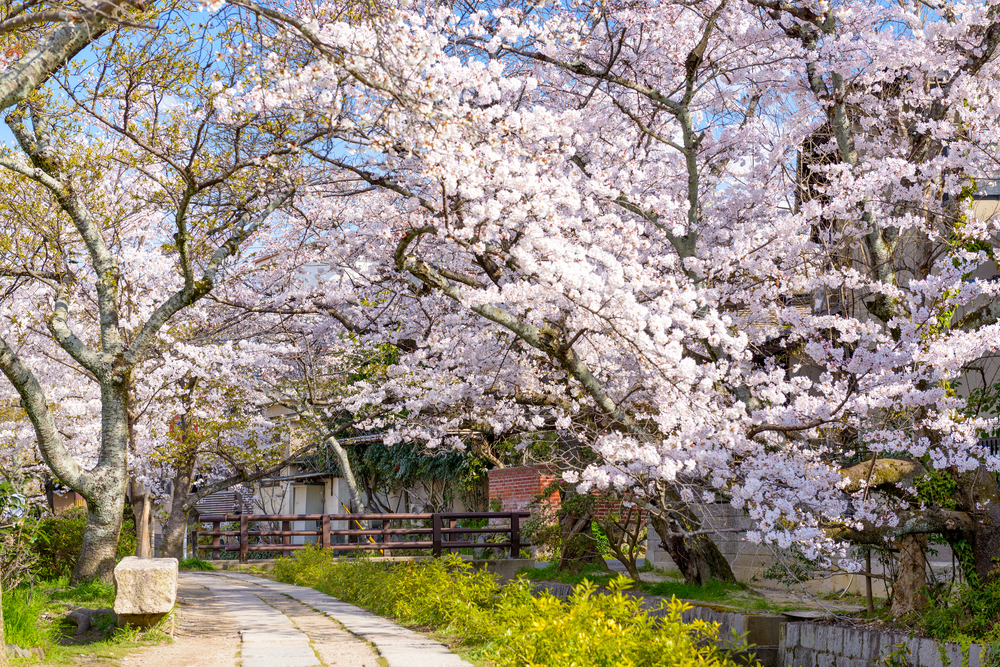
219;0;1000;604
0;7;335;579
0;0;153;629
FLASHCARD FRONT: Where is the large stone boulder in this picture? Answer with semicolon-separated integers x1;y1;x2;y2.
113;557;178;628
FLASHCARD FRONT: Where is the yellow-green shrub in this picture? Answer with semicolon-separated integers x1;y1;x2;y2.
274;548;750;667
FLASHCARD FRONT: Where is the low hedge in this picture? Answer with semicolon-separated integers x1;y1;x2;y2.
33;507;137;580
274;548;753;667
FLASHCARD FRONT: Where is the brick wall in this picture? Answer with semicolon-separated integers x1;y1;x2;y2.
487;465;561;512
486;466;646;527
593;497;647;525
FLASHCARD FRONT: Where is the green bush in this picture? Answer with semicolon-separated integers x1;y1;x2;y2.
33;507;137;580
922;574;1000;643
274;548;751;667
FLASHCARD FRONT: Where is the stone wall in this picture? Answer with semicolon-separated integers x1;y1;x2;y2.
779;622;990;667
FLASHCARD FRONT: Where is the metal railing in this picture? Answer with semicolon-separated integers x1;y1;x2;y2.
192;511;531;562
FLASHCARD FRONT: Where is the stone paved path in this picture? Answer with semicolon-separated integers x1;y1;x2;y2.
184;572;473;667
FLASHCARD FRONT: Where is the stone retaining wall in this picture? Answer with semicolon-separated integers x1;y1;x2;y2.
779;622;990;667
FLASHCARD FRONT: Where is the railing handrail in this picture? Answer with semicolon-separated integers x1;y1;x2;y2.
193;510;532;562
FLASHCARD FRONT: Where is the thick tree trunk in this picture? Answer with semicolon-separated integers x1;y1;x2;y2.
972;516;1000;582
162;455;197;561
161;506;190;562
72;486;125;583
890;535;927;617
72;382;130;584
958;469;1000;582
650;512;735;585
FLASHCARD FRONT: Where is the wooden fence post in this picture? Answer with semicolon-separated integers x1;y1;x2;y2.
240;515;249;563
189;529;197;559
282;520;291;547
212;521;221;560
510;512;521;558
432;514;442;557
322;515;331;549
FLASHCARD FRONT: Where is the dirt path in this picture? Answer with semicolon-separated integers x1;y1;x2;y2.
118;577;240;667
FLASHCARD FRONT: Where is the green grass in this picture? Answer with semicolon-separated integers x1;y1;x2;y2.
179;556;217;571
2;578;169;663
519;563;621;587
644;578;749;602
3;587;51;649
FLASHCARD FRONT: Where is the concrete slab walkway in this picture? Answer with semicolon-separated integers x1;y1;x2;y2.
184;572;473;667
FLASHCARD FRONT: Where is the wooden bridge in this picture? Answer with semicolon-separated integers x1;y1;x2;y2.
193;511;531;562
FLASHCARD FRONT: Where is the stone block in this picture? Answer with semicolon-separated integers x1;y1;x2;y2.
836;655;852;667
915;638;944;667
966;644;982;667
785;622;799;646
861;630;880;663
813;626;827;653
826;628;843;656
793;647;816;667
940;643;964;667
843;629;863;658
113;557;178;627
817;653;835;667
800;624;815;650
5;645;32;659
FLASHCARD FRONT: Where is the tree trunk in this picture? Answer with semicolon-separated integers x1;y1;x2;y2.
890;534;927;617
326;432;367;514
958;469;1000;583
161;505;190;562
162;455;197;561
556;511;606;573
71;382;130;584
650;512;736;586
72;485;125;583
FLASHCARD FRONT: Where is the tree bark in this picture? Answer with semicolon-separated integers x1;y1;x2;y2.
959;469;1000;582
161;453;197;561
650;511;736;586
890;534;927;617
161;504;191;562
72;485;125;583
326;432;367;514
71;381;130;584
556;510;606;573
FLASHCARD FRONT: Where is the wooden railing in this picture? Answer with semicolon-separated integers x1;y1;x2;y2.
192;511;531;562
